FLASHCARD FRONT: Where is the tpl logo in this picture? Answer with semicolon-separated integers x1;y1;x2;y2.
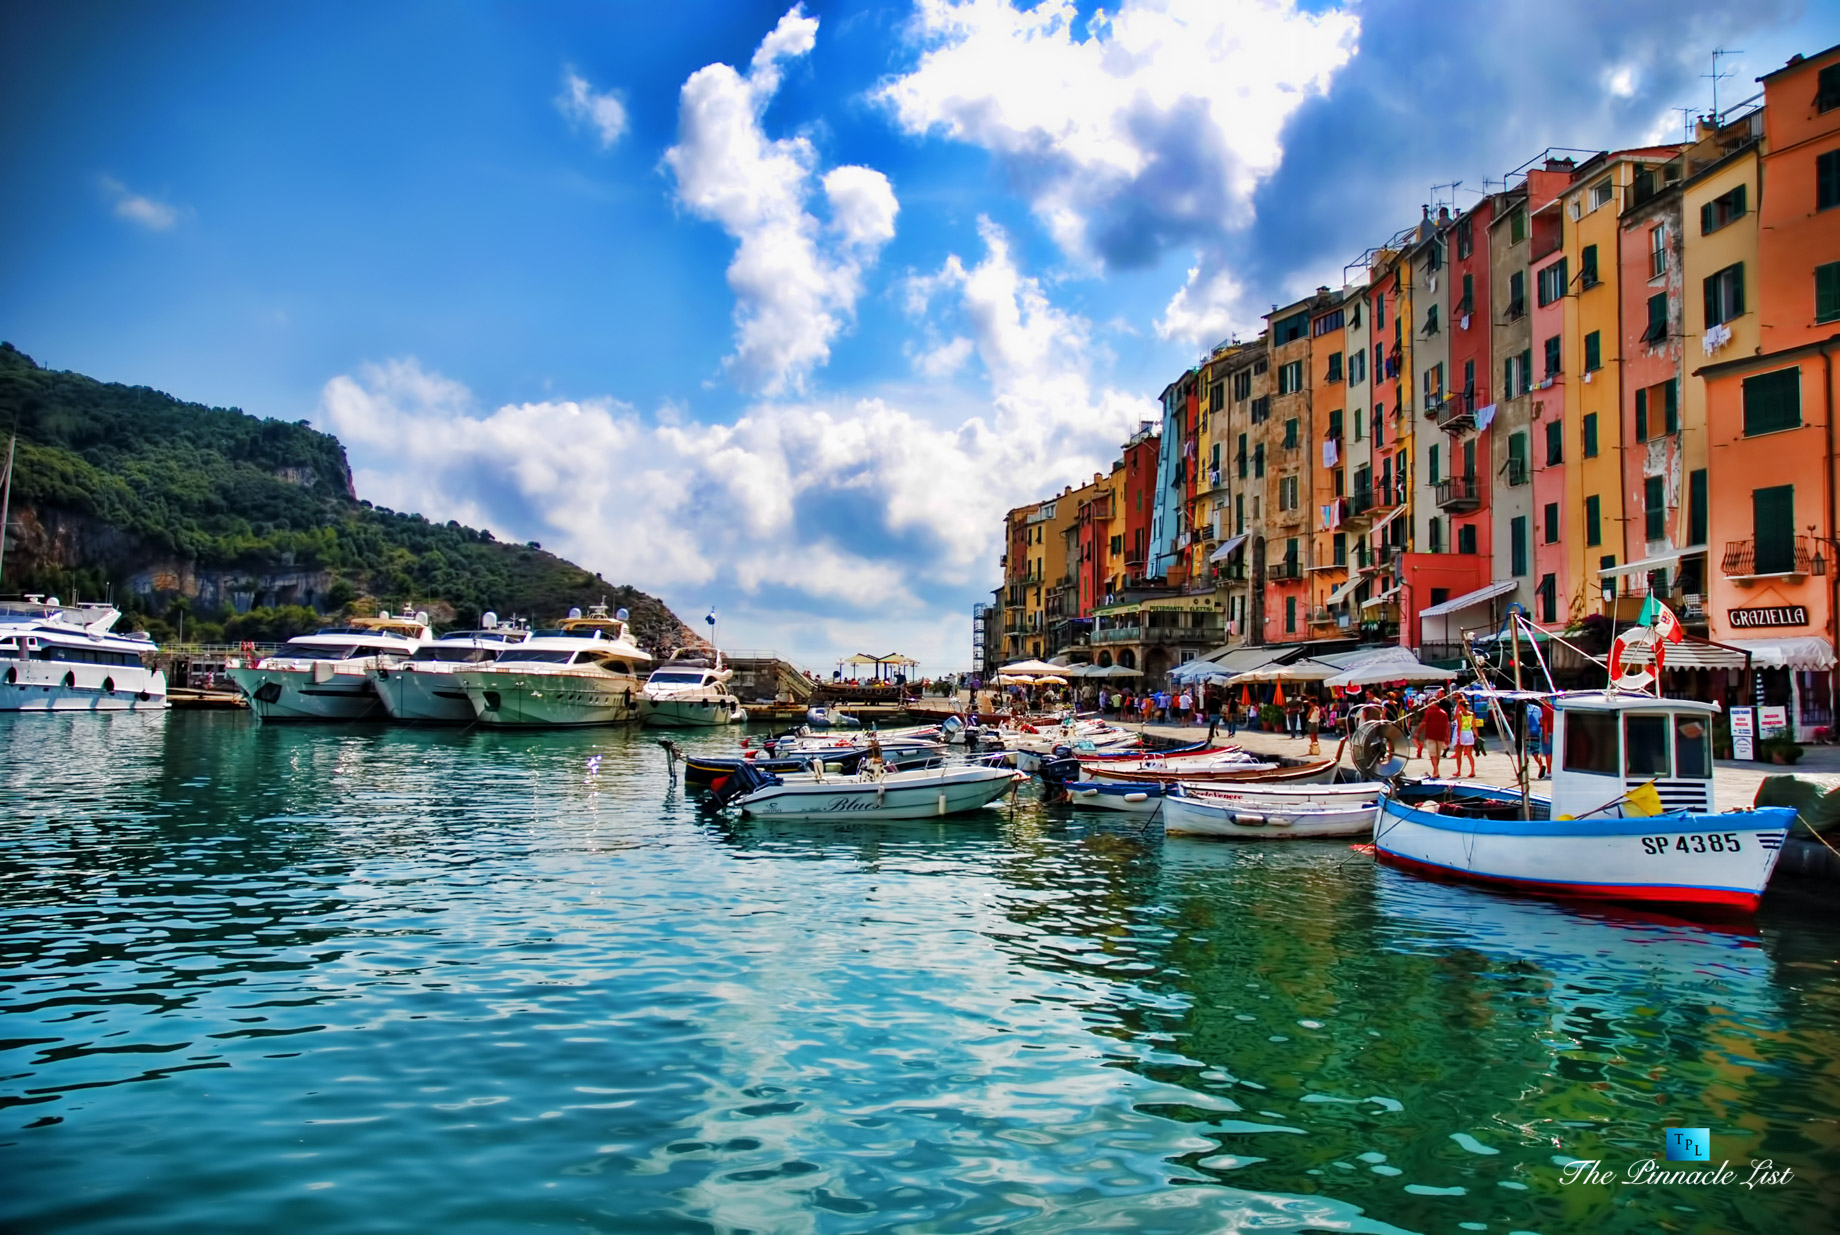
1665;1128;1710;1162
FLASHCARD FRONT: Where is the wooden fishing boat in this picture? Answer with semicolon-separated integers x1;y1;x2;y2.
1162;787;1376;839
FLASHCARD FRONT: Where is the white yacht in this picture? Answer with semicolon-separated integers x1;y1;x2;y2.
367;614;528;724
0;595;169;711
452;605;650;727
639;652;746;727
226;610;431;721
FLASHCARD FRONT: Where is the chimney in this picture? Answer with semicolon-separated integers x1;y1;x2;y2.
1437;206;1451;224
1544;156;1575;173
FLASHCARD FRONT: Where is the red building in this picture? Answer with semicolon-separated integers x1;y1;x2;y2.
1120;424;1159;592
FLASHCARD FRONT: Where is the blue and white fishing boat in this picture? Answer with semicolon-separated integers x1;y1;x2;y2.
1375;692;1792;913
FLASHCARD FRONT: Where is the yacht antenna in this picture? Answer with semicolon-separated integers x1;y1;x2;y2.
0;429;14;585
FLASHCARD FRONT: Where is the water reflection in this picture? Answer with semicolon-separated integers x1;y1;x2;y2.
2;714;1837;1234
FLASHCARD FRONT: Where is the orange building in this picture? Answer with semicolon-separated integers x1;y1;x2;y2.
1700;44;1840;738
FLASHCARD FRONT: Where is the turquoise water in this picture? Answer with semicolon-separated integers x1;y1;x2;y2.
4;713;1839;1234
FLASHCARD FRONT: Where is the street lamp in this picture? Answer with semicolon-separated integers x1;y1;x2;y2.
1810;526;1829;577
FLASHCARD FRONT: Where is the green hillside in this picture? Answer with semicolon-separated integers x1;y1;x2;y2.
0;342;692;647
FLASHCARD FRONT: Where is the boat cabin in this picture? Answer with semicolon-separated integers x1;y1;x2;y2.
347;610;433;641
1551;692;1716;818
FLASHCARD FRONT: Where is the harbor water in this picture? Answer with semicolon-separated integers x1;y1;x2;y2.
5;712;1839;1233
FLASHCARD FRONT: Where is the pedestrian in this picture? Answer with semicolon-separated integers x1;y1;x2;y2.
1223;695;1238;737
1420;693;1450;777
1285;696;1301;738
1411;694;1429;759
1306;698;1322;754
1539;696;1556;778
1453;698;1478;778
1524;697;1545;778
1177;688;1193;727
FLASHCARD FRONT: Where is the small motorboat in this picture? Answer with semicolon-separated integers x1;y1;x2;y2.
1162;785;1376;839
715;759;1024;821
676;747;943;787
805;706;862;729
1376;692;1791;913
1087;756;1339;784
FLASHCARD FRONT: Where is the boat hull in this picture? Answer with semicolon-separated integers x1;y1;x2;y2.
1374;791;1794;912
1063;782;1166;814
1089;758;1337;784
226;666;381;721
0;662;168;711
640;696;746;727
1163;792;1374;839
368;666;475;723
455;671;640;727
736;767;1021;821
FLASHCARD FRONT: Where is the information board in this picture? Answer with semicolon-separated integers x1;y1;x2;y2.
1730;707;1755;761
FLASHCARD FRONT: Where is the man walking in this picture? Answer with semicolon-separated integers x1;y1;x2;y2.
1420;692;1450;778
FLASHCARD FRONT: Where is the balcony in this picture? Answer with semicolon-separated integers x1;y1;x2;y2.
1269;559;1303;581
1345;489;1374;521
1505;458;1530;486
1309;607;1337;626
1721;537;1815;581
1430;391;1477;433
1092;625;1142;644
1435;475;1483;512
1505;297;1525;322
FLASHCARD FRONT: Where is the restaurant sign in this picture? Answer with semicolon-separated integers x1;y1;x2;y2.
1727;605;1809;629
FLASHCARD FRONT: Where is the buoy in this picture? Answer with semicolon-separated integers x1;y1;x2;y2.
1123;792;1149;803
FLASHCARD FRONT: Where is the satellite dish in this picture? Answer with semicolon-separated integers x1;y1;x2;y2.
615;608;629;621
414;610;429;624
46;596;60;606
482;611;498;629
379;609;389;619
568;607;583;619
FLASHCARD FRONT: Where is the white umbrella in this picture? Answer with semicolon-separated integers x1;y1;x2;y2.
1322;662;1458;689
1092;665;1142;678
1000;658;1063;674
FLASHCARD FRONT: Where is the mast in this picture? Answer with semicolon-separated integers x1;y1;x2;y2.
1513;611;1530;821
0;431;13;585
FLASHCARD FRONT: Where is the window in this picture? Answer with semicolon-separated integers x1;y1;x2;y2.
1700;184;1747;234
1210;441;1221;475
1327;409;1343;440
1429;443;1441;486
1273;312;1309;344
1423;305;1439;335
1585;494;1602;545
1510;516;1528;576
1237;432;1248;478
1283;417;1299;449
1456;218;1473;259
1326;351;1343;382
1819;149;1840;211
1349;348;1366;385
1582;413;1599;458
1821;63;1840;112
1374;294;1385;330
1544;502;1559;543
1233;370;1252;401
1689;468;1708;548
1583;331;1602;372
1278;361;1304;394
1580;244;1599;288
1458;273;1474;316
1641;293;1667;344
1333;532;1346;566
1743;368;1801;436
1425;240;1442;272
1650;225;1667;278
1818;262;1840;324
1509;208;1527;244
1676;714;1713;778
1463;359;1475;397
1235;493;1244;534
1314;308;1345;336
1545;419;1563;465
1334;466;1344;496
1209;380;1225;412
1285;595;1296;633
1353;404;1364;440
1645;475;1666;542
1565;709;1619;776
1251;395;1271;422
1590;178;1613;211
1538;573;1557;623
1704;263;1745;326
1280;475;1300;509
1635;389;1647;441
1537;259;1568;307
1507;430;1528;484
1372;407;1384;448
1625;714;1670;778
1422;362;1444;407
1428;516;1442;552
1254;442;1266;477
1543;335;1561;378
1754;485;1796;574
1457;523;1477;554
1507;270;1525;318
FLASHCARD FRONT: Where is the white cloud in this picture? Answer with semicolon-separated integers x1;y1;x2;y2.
101;177;181;230
315;225;1150;668
664;5;900;396
556;70;629;148
879;0;1359;343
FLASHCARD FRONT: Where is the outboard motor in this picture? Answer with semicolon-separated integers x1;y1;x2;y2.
709;759;782;810
1037;744;1083;805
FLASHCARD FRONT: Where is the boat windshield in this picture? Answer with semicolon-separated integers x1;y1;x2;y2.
276;643;364;661
414;646;497;663
649;671;708;685
502;650;580;664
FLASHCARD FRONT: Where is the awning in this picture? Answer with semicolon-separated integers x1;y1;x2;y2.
1419;578;1518;618
1208;533;1249;563
1723;636;1836;672
1596;546;1708;577
1208;646;1292;674
1232;659;1339;683
1323;659;1458;689
1169;658;1231;683
1326;569;1376;607
1617;637;1750;670
1368;505;1407;537
1361;585;1403;610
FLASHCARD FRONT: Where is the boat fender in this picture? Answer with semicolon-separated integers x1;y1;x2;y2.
1122;792;1149;804
1075;788;1098;797
1233;813;1265;827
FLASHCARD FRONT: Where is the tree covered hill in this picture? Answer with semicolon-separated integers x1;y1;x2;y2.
0;342;694;647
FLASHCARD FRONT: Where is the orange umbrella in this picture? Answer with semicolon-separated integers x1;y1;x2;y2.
1240;685;1251;706
1273;682;1286;707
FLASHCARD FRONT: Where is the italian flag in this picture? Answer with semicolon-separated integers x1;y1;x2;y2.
1639;594;1685;643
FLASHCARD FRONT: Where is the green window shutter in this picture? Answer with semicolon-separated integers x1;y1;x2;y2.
1583;413;1598;458
1819;150;1840;211
1635;389;1648;442
1429;444;1440;485
1520;348;1532;387
1584;331;1601;371
1544;501;1559;542
1508;430;1527;465
1753;485;1796;573
1585;495;1601;546
1817;261;1840;324
1504;357;1514;396
1689;469;1708;546
1700;200;1715;233
1546;419;1563;464
1644;293;1666;342
1285;595;1296;633
1510;517;1528;576
1663;379;1678;434
1644;475;1666;541
1742;368;1802;436
1333;533;1345;566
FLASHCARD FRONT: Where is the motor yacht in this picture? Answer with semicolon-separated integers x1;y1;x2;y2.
367;614;528;723
452;604;650;727
226;610;431;721
0;595;168;711
639;652;746;727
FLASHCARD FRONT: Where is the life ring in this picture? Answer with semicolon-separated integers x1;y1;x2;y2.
1607;626;1663;693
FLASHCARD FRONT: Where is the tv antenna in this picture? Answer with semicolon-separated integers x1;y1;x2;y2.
1704;48;1743;124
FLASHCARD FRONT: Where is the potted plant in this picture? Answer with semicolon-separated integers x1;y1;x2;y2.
1760;734;1806;765
1259;702;1285;732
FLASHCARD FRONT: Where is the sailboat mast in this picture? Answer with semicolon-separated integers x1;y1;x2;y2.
0;432;15;586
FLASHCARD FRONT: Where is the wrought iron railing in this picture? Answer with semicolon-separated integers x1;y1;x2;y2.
1721;536;1814;578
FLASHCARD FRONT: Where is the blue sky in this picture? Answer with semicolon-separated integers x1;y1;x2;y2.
3;0;1834;669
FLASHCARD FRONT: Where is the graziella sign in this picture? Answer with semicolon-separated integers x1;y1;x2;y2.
1727;605;1809;629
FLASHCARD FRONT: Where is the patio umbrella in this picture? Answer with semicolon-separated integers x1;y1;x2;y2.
1273;682;1286;707
1239;685;1251;706
1000;658;1063;675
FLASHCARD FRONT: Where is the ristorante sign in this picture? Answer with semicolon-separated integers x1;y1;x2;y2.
1727;605;1809;629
